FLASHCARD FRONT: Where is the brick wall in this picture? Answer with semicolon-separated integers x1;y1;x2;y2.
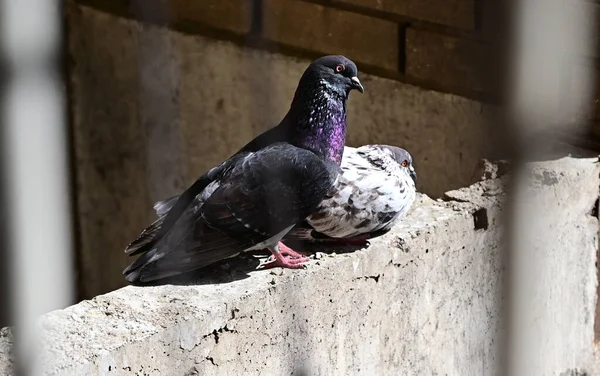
74;0;600;143
75;0;501;101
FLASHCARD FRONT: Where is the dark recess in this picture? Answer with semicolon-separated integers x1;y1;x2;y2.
590;197;599;219
473;208;489;230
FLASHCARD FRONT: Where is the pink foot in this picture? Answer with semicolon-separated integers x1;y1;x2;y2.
264;244;310;269
278;242;311;258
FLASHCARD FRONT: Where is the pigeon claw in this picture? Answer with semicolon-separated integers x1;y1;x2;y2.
278;241;311;258
264;243;310;269
264;253;310;269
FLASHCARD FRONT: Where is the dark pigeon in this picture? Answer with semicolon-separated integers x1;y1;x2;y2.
283;145;417;245
123;55;364;282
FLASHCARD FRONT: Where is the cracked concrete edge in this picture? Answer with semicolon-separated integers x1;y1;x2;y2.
0;190;492;375
0;156;597;375
446;155;600;208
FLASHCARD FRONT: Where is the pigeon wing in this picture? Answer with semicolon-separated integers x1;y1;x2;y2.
201;143;338;243
124;153;246;256
124;143;338;282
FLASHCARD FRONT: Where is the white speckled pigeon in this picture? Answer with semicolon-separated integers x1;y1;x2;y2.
283;144;417;246
123;55;364;282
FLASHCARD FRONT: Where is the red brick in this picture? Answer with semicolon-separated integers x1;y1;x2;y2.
171;0;253;34
405;28;492;93
75;0;254;35
334;0;475;30
262;0;399;71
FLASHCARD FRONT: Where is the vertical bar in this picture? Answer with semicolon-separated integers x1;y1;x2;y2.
1;1;74;374
503;0;597;374
130;0;186;203
0;47;10;329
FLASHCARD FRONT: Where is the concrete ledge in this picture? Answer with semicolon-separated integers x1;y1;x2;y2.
0;157;598;375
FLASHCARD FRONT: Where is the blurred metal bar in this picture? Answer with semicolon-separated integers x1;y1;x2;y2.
1;1;74;375
509;0;596;142
129;0;187;202
504;0;597;375
0;50;10;329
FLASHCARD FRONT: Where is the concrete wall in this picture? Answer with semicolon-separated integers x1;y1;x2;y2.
67;4;497;298
0;157;597;375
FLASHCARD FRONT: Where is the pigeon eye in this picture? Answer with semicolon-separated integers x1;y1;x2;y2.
401;160;408;167
335;64;345;73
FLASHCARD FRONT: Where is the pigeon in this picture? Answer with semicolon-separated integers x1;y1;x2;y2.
283;145;417;245
123;55;364;283
153;145;416;256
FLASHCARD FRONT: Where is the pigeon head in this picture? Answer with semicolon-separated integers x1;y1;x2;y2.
308;55;364;94
388;147;417;184
368;145;416;184
288;55;364;166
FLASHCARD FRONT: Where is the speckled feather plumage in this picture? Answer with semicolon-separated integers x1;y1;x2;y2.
285;145;417;239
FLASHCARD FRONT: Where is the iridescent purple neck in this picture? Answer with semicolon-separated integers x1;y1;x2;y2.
287;79;349;166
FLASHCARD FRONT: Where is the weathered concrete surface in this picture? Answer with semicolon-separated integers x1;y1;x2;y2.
451;157;600;375
0;157;597;375
0;195;503;376
503;158;599;376
67;4;495;298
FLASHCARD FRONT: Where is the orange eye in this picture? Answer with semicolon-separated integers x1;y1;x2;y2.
401;160;408;167
335;64;344;73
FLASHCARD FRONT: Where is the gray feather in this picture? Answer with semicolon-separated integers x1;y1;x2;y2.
297;145;417;239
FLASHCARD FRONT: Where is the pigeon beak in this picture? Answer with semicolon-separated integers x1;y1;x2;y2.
409;166;417;183
351;76;364;93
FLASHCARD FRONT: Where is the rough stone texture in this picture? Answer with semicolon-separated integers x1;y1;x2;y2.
593;347;600;375
0;185;503;375
67;5;495;298
0;329;11;375
501;158;599;375
262;0;399;71
0;157;598;376
333;0;476;30
445;156;600;376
